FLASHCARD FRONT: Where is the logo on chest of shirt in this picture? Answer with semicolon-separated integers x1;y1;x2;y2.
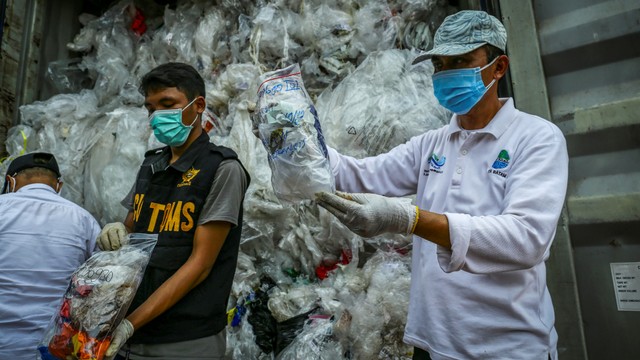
178;167;201;188
488;149;510;178
424;153;446;176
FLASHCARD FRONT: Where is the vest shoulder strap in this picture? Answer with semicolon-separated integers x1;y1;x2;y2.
208;143;238;160
144;146;166;158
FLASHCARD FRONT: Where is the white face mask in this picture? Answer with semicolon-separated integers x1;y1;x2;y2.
2;175;62;194
8;176;16;193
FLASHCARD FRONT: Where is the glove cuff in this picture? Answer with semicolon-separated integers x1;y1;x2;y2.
409;206;419;234
122;318;135;337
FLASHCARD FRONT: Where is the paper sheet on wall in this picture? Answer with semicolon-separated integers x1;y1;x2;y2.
610;262;640;311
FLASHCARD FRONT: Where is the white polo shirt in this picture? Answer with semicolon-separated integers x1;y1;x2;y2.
0;184;101;359
328;98;568;360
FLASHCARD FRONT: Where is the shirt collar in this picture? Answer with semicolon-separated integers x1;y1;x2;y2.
446;98;516;139
15;183;58;194
149;132;211;173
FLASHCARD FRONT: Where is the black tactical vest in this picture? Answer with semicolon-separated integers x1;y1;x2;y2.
128;132;248;344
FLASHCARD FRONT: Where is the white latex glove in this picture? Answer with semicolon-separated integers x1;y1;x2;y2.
97;222;128;251
316;191;418;238
105;319;134;358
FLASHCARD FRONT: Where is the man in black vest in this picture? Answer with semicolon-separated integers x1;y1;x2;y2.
97;62;249;359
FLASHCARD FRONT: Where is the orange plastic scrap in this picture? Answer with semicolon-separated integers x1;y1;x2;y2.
47;322;112;360
71;330;111;360
76;330;94;359
93;337;112;360
48;322;76;358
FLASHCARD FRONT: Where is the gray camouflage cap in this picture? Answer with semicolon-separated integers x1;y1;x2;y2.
413;10;507;64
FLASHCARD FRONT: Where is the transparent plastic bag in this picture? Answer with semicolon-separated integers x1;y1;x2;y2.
46;58;94;94
275;315;343;360
37;233;157;360
3;125;37;159
254;63;335;203
316;49;449;158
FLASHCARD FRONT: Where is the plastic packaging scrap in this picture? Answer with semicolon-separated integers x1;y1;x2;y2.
276;315;344;360
37;233;158;360
316;49;450;158
83;106;151;225
236;278;323;357
17;90;111;205
0;125;38;176
254;63;335;203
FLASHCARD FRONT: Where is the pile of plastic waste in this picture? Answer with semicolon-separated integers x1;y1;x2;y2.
1;0;453;358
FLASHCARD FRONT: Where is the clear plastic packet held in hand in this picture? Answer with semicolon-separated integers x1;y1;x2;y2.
36;233;158;360
254;63;335;203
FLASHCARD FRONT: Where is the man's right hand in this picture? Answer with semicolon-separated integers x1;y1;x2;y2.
97;222;128;251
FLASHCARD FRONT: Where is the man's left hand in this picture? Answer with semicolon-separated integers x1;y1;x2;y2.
316;191;418;238
105;319;134;359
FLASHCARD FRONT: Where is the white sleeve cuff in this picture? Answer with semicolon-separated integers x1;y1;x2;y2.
327;146;341;177
437;212;471;272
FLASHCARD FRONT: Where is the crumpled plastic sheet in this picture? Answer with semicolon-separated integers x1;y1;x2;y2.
37;233;157;360
207;64;262;135
0;126;37;180
3;125;37;155
46;58;94;94
261;247;412;359
2;0;453;358
349;250;413;358
70;1;138;106
275;316;344;360
316;48;450;158
84;107;150;225
268;285;319;323
226;311;270;360
17;90;109;204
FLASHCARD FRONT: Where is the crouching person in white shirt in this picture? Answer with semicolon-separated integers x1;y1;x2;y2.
0;152;101;359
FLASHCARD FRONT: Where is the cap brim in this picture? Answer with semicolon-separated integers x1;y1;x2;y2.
412;42;487;64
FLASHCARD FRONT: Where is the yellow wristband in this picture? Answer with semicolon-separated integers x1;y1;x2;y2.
410;206;420;234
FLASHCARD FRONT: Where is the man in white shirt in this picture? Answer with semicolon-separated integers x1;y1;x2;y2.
316;10;568;360
0;152;101;359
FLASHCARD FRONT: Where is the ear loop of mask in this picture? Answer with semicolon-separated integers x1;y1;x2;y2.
183;97;198;111
481;57;499;91
186;97;201;127
148;96;199;121
55;178;62;193
187;112;199;127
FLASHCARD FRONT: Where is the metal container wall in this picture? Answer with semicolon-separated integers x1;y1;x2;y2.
0;0;83;157
0;0;42;157
504;0;640;359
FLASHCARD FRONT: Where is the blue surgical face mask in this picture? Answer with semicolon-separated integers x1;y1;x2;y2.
149;97;199;147
432;57;498;115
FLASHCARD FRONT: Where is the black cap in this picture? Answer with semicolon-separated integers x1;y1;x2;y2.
2;152;61;194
